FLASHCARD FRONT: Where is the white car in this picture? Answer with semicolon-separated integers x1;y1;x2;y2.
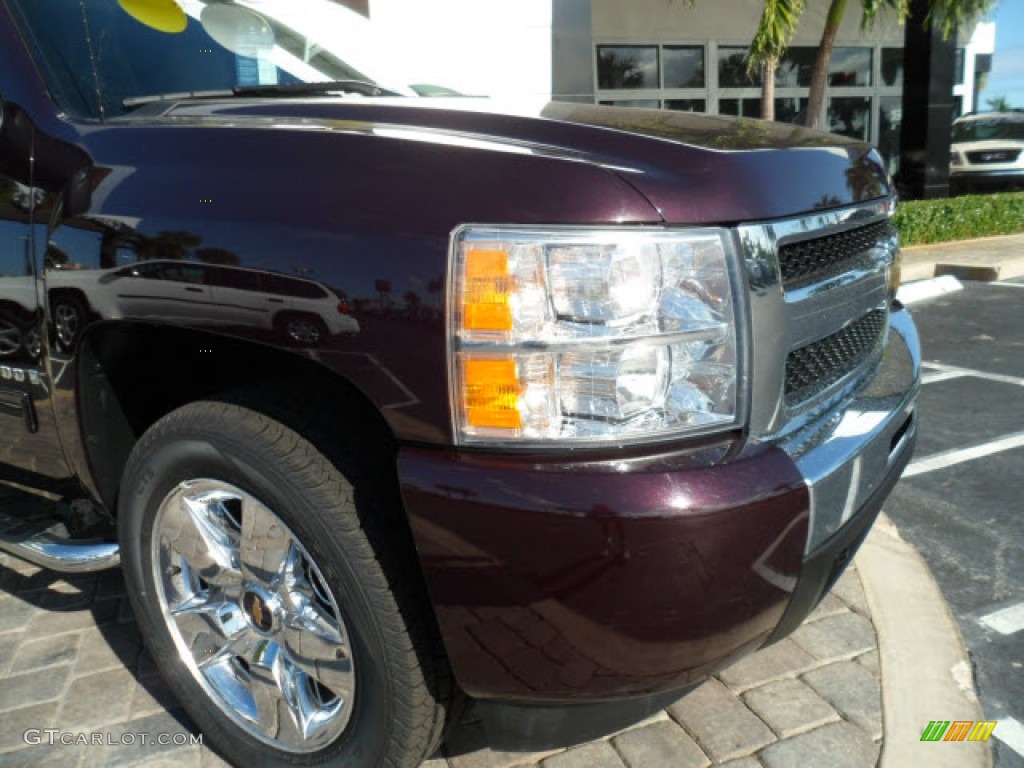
46;261;359;350
949;111;1024;194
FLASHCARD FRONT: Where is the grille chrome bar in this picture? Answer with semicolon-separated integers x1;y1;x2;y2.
736;199;897;441
779;220;895;289
784;310;886;405
966;149;1021;164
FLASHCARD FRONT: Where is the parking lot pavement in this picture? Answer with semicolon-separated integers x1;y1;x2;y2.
890;277;1024;768
0;543;884;768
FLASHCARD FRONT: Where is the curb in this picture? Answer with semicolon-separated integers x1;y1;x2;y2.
896;275;963;306
935;260;1024;282
900;233;1024;284
857;513;992;768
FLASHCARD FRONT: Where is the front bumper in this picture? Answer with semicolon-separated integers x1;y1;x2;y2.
950;167;1024;190
398;306;919;708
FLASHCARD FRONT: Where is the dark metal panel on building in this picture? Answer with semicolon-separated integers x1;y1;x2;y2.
898;0;956;199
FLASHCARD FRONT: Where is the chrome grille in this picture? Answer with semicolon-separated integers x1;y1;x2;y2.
778;220;894;289
784;310;886;405
966;149;1021;164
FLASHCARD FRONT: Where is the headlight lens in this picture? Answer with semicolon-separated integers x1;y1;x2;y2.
450;227;743;445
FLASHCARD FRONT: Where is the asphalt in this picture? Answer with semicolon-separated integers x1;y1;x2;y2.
0;232;1021;768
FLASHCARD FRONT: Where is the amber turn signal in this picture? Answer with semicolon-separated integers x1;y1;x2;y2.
462;248;513;333
461;356;522;430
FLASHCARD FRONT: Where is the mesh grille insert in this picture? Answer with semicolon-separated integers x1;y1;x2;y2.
785;310;886;405
778;220;893;289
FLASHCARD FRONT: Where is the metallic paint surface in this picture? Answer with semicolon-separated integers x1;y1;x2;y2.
398;443;810;699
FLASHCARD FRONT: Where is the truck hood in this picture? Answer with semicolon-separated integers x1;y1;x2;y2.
150;97;892;224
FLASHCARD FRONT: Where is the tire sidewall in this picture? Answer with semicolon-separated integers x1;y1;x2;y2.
119;417;396;768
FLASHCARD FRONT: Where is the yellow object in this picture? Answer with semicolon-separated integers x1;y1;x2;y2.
463;248;512;332
888;249;902;298
462;356;521;430
117;0;188;34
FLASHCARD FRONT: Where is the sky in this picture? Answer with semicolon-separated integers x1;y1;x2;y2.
978;1;1024;109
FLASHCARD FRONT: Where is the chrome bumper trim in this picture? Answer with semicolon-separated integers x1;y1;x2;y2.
780;307;920;552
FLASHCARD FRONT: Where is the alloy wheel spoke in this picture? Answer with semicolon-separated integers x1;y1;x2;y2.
281;621;353;702
181;489;243;573
239;497;295;588
170;596;244;664
274;648;341;744
244;640;309;744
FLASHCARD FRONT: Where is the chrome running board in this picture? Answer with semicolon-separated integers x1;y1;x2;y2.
0;508;120;572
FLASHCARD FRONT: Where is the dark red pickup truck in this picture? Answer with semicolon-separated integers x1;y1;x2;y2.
0;2;919;767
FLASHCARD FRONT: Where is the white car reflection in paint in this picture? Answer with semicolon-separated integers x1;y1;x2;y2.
45;261;359;349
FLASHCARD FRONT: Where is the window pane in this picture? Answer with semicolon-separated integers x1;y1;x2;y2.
597;46;659;89
718;46;760;87
665;99;706;112
777;47;816;87
663;46;704;88
881;48;903;87
828;97;872;141
775;97;809;125
954;48;965;85
879;96;902;177
599;99;661;109
829;47;872;87
719;98;761;118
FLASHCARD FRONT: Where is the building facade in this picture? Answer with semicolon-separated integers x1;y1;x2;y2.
365;1;993;173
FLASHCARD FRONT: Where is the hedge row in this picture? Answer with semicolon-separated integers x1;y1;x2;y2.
893;191;1024;246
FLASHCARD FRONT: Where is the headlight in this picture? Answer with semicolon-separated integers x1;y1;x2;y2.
448;226;744;445
950;151;963;166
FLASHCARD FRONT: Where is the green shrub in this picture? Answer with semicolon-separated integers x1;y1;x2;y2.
893;191;1024;246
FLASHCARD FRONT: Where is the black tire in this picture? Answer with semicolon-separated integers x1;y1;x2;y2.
118;398;454;768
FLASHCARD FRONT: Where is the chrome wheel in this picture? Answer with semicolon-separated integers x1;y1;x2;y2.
23;326;42;360
54;301;81;347
152;480;355;752
284;316;323;345
0;320;21;357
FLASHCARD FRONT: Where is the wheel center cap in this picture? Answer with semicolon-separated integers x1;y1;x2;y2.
242;589;275;633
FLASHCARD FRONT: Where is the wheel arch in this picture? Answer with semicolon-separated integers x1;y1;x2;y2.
47;285;91;309
74;321;397;514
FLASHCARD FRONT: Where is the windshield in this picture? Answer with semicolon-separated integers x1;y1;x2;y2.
951;117;1024;143
8;0;423;120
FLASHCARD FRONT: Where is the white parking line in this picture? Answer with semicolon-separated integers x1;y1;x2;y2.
903;431;1024;478
921;362;1024;388
995;717;1024;760
921;370;969;385
979;603;1024;635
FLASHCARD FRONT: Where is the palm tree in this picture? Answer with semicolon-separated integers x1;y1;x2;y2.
986;96;1012;112
427;277;443;307
374;279;391;310
746;0;804;121
802;0;994;130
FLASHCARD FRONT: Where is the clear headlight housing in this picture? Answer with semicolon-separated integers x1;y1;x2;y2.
449;226;745;446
